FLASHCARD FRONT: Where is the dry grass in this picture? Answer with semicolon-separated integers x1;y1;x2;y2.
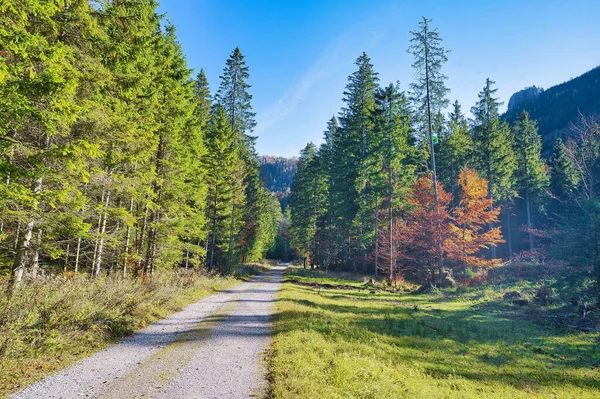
0;270;237;398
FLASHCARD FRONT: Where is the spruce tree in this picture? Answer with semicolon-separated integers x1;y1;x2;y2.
512;111;549;251
335;52;379;270
204;106;238;271
471;78;517;257
0;0;108;285
437;100;473;198
290;143;319;266
408;16;449;274
195;69;212;129
549;138;579;200
215;47;256;146
372;82;415;277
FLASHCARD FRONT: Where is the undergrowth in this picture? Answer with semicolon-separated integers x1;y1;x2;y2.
0;270;237;397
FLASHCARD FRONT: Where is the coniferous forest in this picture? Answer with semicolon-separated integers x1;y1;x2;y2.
1;2;600;398
0;1;281;286
288;18;600;294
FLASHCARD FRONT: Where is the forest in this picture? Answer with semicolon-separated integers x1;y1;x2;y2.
1;2;599;398
288;18;600;294
0;1;282;286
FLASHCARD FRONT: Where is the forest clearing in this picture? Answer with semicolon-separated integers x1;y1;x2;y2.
2;1;600;398
269;266;600;398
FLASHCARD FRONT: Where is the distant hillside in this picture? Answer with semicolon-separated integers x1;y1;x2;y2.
258;155;297;193
503;65;600;155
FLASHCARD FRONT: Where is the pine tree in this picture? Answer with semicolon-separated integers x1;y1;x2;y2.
204;106;238;271
0;0;108;286
334;52;379;270
195;69;212;129
437;101;473;198
215;47;256;146
471;78;517;258
408;16;450;272
214;46;260;270
372;82;415;277
549;138;579;200
512;111;549;251
315;117;339;269
290;144;319;266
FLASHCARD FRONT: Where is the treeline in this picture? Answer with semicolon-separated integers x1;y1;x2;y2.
0;0;280;289
289;17;600;289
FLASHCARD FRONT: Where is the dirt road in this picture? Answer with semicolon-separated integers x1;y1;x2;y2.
11;266;286;399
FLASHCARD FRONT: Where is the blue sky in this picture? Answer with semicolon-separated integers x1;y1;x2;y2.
158;0;600;157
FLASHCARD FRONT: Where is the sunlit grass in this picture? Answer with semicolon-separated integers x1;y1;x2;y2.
269;267;600;398
0;271;238;398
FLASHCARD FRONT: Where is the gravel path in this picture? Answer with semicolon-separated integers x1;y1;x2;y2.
10;266;286;399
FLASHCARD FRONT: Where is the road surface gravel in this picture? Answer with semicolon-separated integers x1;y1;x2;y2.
10;265;286;399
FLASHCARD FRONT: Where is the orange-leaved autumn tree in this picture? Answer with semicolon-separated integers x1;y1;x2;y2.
447;168;503;268
397;175;452;285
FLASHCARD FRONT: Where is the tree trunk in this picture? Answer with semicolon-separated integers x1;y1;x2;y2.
123;198;134;278
506;210;513;258
526;190;534;251
373;196;379;277
31;229;42;278
64;242;70;274
137;196;150;270
94;190;111;278
185;246;190;269
74;237;81;273
10;177;43;289
227;191;237;273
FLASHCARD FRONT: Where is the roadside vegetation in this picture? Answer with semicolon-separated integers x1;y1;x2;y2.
268;265;600;399
0;262;284;398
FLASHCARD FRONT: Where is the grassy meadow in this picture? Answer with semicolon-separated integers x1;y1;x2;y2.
268;265;600;398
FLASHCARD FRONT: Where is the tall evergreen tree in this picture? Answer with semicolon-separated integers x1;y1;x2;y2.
372;82;415;277
204;106;238;271
334;52;379;270
215;47;256;146
408;16;449;273
471;78;517;257
194;68;212;129
437;100;473;198
214;47;258;270
290;143;327;267
512;111;549;251
549;138;579;201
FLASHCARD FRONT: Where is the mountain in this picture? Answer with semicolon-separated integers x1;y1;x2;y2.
507;86;543;112
258;156;298;210
503;65;600;155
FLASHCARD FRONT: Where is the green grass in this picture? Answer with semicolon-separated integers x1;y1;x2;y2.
269;266;600;398
0;270;239;398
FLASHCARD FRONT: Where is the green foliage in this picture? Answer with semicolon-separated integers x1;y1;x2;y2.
0;2;279;286
513;111;549;201
471;79;517;203
549;138;579;199
437;101;474;197
503;65;600;155
290;143;327;260
258;156;297;195
408;17;450;147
